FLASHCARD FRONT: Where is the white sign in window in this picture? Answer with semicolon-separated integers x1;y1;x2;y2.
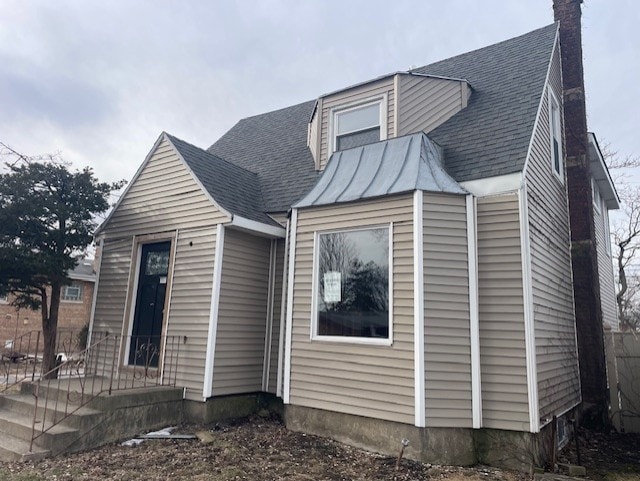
323;272;342;303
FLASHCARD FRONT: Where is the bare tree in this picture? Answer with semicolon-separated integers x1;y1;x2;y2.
604;144;640;331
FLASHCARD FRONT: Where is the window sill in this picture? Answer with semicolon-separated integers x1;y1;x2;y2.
310;334;392;346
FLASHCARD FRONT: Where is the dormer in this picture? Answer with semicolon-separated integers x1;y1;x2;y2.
307;72;472;170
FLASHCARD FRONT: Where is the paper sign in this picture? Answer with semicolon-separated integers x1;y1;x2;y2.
323;272;341;303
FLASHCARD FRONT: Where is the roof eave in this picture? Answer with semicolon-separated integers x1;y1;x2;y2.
588;132;620;210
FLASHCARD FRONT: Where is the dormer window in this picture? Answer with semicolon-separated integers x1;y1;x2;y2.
331;97;387;152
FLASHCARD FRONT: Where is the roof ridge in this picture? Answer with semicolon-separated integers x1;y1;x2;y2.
414;23;557;73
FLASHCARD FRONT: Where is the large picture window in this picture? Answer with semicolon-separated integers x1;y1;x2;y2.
314;226;390;342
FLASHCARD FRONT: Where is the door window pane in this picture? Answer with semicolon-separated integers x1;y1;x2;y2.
145;250;170;276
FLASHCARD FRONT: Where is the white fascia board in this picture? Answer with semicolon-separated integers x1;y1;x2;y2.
86;238;104;348
413;190;426;428
522;26;559;181
203;224;225;400
283;209;298;404
229;215;286;238
466;195;482;429
95;132;168;236
460;172;523;197
588;133;620;210
518;187;540;433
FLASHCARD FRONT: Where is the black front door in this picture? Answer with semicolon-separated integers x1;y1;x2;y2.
129;241;171;368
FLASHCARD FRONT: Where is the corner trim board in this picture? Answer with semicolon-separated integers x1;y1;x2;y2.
283;209;298;404
203;224;225;399
413;190;426;428
518;187;540;433
262;239;277;392
86;238;104;348
466;195;482;428
276;219;290;397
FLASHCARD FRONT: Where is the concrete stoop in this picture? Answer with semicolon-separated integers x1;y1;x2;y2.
0;379;183;462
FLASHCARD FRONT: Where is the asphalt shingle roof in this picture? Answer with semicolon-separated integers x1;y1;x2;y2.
417;23;558;181
166;134;278;226
208;102;320;214
205;23;557;215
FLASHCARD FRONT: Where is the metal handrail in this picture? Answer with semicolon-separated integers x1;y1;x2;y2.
29;333;181;452
0;330;41;393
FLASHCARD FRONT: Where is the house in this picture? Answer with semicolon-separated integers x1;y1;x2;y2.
89;2;619;467
0;260;96;349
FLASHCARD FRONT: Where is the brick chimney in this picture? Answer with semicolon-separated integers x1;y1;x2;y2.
553;0;608;424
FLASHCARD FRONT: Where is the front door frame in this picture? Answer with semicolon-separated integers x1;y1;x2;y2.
120;231;177;376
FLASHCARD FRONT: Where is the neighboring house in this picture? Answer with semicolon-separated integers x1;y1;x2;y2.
0;260;96;348
90;17;618;466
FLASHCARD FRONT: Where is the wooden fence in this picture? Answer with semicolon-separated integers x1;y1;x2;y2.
606;329;640;432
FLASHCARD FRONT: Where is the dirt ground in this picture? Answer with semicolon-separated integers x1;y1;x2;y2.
558;426;640;481
0;416;638;481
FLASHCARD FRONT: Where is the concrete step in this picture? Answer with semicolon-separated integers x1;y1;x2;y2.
0;409;78;451
0;393;102;430
0;435;49;462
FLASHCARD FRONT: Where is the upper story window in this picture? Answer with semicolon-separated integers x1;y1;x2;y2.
331;97;387;153
549;89;564;182
62;283;83;302
592;179;602;214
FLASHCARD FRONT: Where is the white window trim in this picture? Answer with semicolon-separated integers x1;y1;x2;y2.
592;179;602;214
310;223;393;347
61;283;83;303
603;200;612;256
548;88;564;183
328;94;388;154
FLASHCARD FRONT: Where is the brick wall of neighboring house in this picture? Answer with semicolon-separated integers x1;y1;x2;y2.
0;280;94;349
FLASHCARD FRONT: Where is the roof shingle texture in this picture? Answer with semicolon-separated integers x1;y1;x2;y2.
166;134;278;226
208;102;320;213
207;23;557;213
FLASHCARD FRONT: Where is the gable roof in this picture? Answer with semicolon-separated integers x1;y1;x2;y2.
208;24;558;212
165;134;278;226
295;133;466;208
415;23;558;181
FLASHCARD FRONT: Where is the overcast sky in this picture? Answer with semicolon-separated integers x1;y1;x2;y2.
1;1;638;186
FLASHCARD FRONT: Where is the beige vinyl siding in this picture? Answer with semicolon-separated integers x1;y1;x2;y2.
268;212;288;227
595;201;618;329
164;227;216;401
213;228;271;396
398;75;468;136
268;239;285;393
319;77;395;169
290;194;415;424
423;193;472;428
525;43;581;421
104;137;229;238
477;194;530;431
93;237;134;335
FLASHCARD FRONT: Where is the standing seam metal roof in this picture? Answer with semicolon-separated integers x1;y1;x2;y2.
294;133;466;208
